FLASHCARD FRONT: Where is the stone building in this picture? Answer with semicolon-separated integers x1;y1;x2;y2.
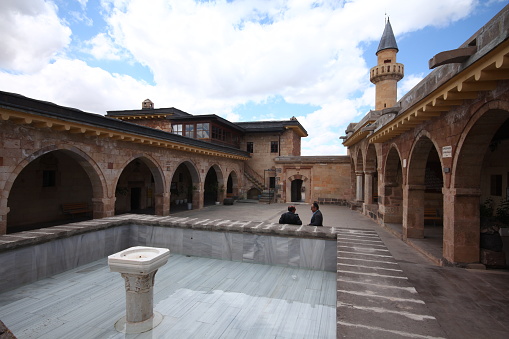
0;91;352;235
342;5;509;265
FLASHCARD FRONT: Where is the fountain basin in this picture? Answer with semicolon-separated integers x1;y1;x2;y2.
108;246;170;275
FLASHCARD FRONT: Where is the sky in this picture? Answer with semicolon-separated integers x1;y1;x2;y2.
0;0;507;156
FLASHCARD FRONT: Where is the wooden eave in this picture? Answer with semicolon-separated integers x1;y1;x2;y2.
285;125;308;137
369;39;509;144
111;114;171;120
342;120;376;147
0;109;249;161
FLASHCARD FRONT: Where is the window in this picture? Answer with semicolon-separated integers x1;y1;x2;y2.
42;170;56;187
185;124;195;138
270;141;278;153
491;174;502;196
197;123;210;139
247;142;253;153
173;124;183;135
212;126;225;141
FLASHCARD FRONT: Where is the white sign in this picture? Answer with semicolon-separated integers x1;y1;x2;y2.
442;146;452;158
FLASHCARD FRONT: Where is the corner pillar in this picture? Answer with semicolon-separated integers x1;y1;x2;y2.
92;197;116;219
0;206;10;235
442;188;481;263
155;193;170;216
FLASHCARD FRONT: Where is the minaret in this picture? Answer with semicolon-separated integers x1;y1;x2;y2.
370;18;404;110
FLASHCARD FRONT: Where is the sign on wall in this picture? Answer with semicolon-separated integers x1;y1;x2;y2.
442;146;452;158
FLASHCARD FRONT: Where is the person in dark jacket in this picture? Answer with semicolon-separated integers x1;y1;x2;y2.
279;205;302;225
309;202;323;226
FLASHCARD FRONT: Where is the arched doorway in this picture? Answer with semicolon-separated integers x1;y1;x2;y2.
7;150;94;232
115;158;156;215
291;179;303;202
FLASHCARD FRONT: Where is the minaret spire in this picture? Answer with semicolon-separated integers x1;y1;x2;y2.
370;18;404;110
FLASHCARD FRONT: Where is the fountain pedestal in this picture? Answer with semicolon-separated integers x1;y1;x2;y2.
108;246;170;334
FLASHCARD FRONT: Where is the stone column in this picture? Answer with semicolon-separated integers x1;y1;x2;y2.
442;188;480;264
0;206;10;235
403;184;425;240
193;188;203;210
364;172;375;205
355;172;364;202
155;193;169;216
92;197;116;219
121;271;157;323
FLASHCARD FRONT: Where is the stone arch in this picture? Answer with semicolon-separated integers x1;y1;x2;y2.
114;154;165;215
382;145;403;225
405;132;444;240
116;154;166;194
354;148;365;201
204;164;225;205
226;170;239;198
446;100;509;263
170;160;201;211
3;145;107;233
364;143;379;205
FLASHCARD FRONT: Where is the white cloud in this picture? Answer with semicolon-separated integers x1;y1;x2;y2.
0;0;71;73
0;0;488;155
84;33;124;60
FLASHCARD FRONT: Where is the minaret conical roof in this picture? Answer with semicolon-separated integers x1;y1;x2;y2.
376;18;398;54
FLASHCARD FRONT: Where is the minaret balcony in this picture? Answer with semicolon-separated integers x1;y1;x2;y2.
370;63;404;84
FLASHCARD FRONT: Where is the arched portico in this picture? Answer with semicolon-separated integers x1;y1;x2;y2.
4;146;107;233
170;161;201;212
204;164;225;205
226;170;239;198
355;149;364;202
405;134;444;240
364;144;378;205
382;146;404;227
114;156;165;215
448;101;509;263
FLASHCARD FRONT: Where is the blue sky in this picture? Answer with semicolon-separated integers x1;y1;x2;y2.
0;0;507;155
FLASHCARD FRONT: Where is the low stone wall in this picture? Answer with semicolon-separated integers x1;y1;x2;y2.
0;214;340;293
317;197;348;206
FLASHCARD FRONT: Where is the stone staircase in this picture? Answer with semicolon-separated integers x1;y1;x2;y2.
244;164;265;192
259;189;275;204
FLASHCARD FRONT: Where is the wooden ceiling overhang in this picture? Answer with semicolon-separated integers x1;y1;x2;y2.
0;108;249;161
369;39;509;144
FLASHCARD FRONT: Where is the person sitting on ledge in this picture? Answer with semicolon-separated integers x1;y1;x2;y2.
309;202;323;226
279;205;302;225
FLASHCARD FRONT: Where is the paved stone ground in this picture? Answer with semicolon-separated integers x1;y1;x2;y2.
177;202;509;339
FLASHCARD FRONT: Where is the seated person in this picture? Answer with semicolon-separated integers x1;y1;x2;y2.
279;205;302;225
309;202;323;226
